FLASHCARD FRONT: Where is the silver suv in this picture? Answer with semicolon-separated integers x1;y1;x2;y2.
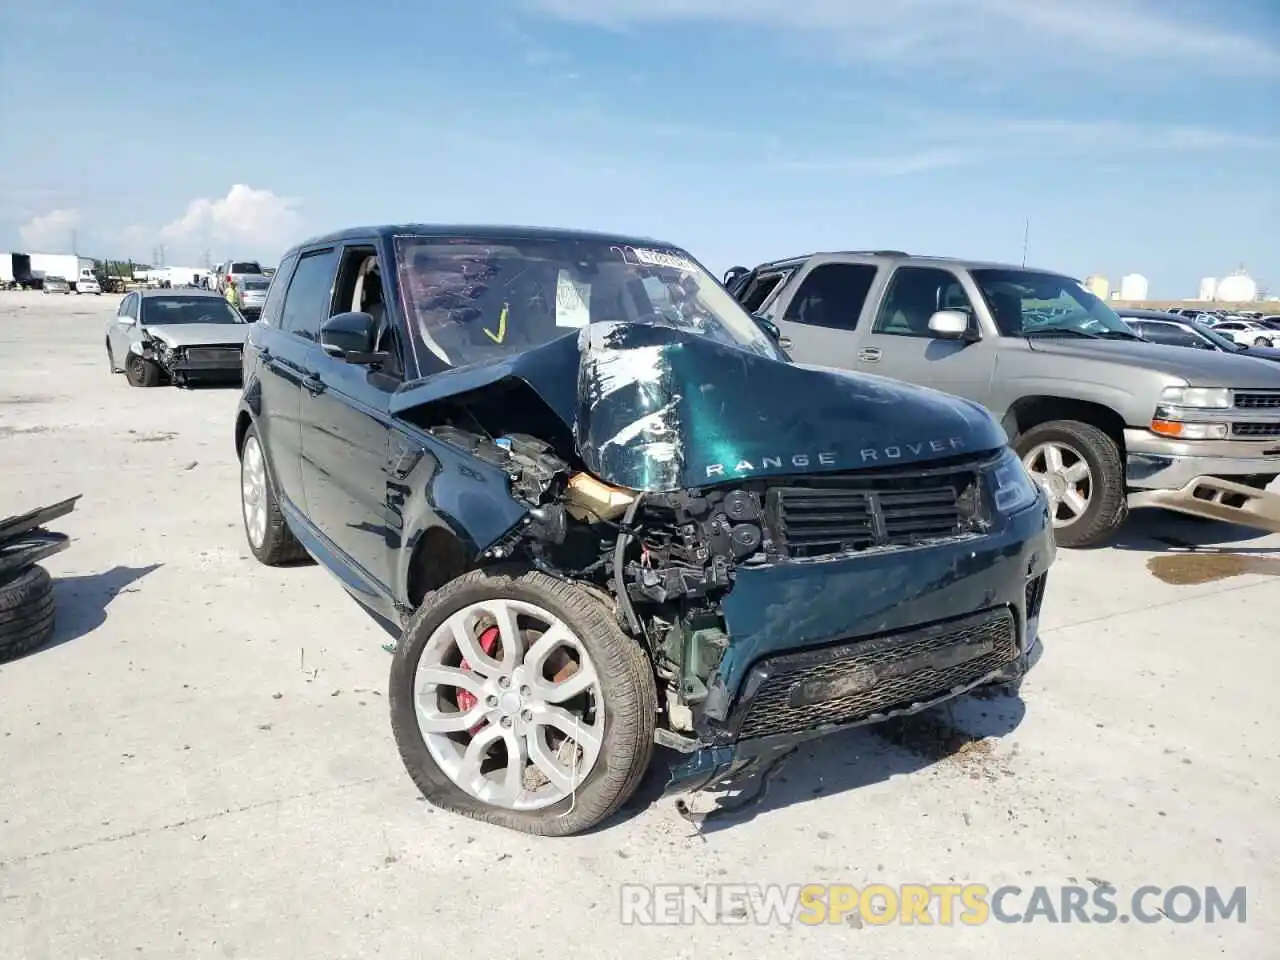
727;250;1280;547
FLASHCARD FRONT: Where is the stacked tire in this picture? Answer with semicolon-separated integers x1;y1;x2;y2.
0;565;57;663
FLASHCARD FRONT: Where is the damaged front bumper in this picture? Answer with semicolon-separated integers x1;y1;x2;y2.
660;497;1053;796
143;342;244;378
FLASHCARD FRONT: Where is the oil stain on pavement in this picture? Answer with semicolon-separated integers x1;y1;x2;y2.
1148;552;1280;585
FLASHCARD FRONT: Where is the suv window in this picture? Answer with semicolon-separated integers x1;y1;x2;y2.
230;261;262;274
279;249;337;341
738;271;791;314
873;267;973;337
782;263;877;329
1139;321;1203;348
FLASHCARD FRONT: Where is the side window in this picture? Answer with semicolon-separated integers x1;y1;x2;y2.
781;263;877;330
279;249;337;341
259;253;296;328
873;267;973;337
120;294;138;319
1142;322;1201;348
738;271;790;314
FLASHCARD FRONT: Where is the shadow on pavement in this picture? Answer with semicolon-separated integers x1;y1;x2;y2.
1109;508;1273;553
616;691;1026;834
31;564;164;655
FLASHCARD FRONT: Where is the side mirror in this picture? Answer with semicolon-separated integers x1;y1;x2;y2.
320;311;377;360
724;265;750;287
928;309;975;340
752;313;792;350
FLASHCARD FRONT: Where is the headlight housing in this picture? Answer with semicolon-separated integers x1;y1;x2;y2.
989;447;1040;515
1153;386;1232;440
1159;386;1231;408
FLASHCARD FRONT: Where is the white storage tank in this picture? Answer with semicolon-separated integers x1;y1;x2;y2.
1119;273;1149;301
1198;277;1217;300
1216;270;1257;303
1083;274;1110;299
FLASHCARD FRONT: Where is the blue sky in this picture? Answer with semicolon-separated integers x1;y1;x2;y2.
1;0;1276;297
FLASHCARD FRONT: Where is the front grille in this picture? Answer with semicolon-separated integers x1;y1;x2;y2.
1232;422;1280;438
185;346;242;363
764;463;983;559
734;608;1018;740
1234;392;1280;410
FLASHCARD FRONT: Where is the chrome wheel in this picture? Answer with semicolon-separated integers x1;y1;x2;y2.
414;598;603;811
241;435;268;549
1023;441;1092;527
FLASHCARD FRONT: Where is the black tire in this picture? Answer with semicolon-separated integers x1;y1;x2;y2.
1015;419;1127;548
1258;338;1273;348
238;424;309;565
389;566;657;837
0;565;57;663
125;353;161;387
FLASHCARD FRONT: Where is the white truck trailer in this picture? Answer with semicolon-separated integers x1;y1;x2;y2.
28;253;98;292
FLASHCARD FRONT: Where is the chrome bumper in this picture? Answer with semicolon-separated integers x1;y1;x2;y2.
1124;428;1280;532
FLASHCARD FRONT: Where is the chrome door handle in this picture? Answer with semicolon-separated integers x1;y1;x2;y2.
858;347;882;362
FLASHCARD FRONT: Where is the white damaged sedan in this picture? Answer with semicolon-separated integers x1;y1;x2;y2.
105;288;253;388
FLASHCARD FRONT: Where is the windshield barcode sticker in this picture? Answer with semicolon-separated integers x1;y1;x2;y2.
632;248;697;273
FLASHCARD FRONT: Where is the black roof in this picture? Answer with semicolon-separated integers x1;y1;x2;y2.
289;223;676;254
1114;308;1186;321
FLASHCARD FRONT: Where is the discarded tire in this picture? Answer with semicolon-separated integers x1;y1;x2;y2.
0;564;57;663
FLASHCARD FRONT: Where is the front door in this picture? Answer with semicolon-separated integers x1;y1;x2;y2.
852;265;997;406
299;243;403;591
767;261;881;369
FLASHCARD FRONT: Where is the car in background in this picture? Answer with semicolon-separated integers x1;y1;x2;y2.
105;288;251;388
77;276;102;295
41;276;70;295
218;259;266;293
1117;308;1280;363
235;275;270;317
1209;319;1276;347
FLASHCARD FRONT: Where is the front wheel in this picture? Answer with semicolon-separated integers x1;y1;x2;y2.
1257;337;1273;348
1016;420;1127;548
125;354;161;387
389;567;657;836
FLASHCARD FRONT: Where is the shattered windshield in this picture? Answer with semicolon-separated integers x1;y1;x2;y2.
140;297;244;324
971;268;1138;340
393;235;779;368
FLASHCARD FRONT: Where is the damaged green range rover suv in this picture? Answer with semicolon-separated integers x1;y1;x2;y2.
234;225;1055;835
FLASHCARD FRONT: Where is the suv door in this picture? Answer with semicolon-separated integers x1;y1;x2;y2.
245;248;338;519
765;261;880;366
855;265;997;405
299;242;402;593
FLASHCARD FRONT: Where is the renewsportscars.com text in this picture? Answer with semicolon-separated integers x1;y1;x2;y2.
619;883;1247;926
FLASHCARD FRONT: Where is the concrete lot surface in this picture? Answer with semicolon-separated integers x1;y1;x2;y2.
1;290;1277;959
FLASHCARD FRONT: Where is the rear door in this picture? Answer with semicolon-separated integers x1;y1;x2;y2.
247;248;338;515
853;265;997;405
763;261;880;367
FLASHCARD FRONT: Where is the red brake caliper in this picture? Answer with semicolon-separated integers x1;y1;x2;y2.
456;626;500;730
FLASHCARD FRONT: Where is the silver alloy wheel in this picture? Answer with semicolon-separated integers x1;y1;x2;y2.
241;435;269;549
414;598;604;811
1022;441;1092;528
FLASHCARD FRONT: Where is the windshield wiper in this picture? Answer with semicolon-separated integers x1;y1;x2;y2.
1023;327;1102;339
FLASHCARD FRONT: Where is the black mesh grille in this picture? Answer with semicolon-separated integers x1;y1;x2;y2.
1025;573;1047;618
1234;392;1280;410
764;464;982;559
1232;422;1280;437
185;346;242;363
734;608;1018;740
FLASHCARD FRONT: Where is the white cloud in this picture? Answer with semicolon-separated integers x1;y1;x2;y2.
525;0;1280;72
159;184;302;256
19;208;80;251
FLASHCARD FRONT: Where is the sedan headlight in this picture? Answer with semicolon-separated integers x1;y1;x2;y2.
1159;386;1231;408
990;447;1040;515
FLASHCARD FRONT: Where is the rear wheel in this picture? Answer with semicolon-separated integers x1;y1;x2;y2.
1016;420;1127;548
239;426;308;565
389;567;656;836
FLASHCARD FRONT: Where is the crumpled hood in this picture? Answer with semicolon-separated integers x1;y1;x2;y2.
1026;337;1280;387
141;323;252;348
392;322;1006;493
